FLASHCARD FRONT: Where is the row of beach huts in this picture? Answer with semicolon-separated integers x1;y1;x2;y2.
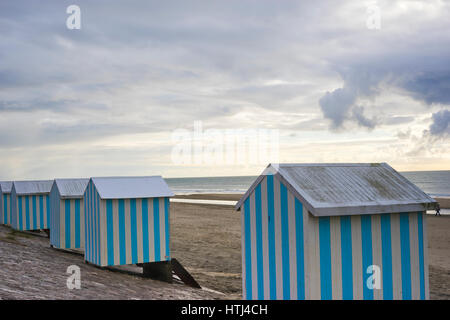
0;163;438;300
0;177;173;268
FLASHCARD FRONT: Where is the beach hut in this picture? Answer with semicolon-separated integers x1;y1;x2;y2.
235;163;437;300
50;178;89;249
83;176;174;267
11;180;53;231
0;181;13;225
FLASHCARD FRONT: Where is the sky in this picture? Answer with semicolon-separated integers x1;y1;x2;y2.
0;0;449;179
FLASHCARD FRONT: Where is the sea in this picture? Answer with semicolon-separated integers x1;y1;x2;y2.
166;171;450;197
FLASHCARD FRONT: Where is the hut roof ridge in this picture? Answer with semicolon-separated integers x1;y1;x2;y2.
91;176;174;199
13;180;53;195
54;178;89;199
235;163;437;216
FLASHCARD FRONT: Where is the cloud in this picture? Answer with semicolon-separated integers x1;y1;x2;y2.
316;0;450;130
0;0;449;177
319;71;379;130
0;99;104;113
319;86;356;128
430;109;450;136
403;72;450;106
319;66;450;130
352;106;377;129
394;110;449;158
396;128;411;140
384;116;414;126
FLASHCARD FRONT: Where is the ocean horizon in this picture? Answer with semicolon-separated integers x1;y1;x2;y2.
166;170;450;197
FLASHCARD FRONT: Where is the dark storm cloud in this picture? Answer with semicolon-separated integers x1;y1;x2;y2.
319;54;450;128
315;1;450;130
319;86;356;128
403;72;450;106
430;109;450;136
319;69;381;129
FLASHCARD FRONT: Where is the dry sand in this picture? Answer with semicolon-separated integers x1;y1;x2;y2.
0;225;222;300
434;197;450;209
426;214;450;300
172;193;450;300
174;193;242;201
171;201;241;299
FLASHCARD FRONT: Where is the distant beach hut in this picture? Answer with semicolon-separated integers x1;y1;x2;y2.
83;176;174;267
50;178;89;249
0;181;13;225
235;163;437;300
11;180;53;231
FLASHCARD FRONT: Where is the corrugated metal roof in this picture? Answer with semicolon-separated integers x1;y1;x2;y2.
54;178;89;199
92;176;174;199
236;163;437;216
13;180;53;195
0;181;13;194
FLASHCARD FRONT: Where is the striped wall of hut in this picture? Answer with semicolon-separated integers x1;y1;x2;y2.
10;181;53;231
11;187;50;231
240;174;429;300
84;179;171;267
0;182;13;225
84;180;101;265
1;193;12;225
50;183;85;250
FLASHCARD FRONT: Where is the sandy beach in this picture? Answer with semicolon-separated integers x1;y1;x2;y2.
172;193;450;300
435;197;450;209
0;224;222;300
171;200;241;299
174;194;243;201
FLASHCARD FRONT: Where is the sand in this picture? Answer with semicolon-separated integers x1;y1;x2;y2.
174;194;243;201
0;225;222;300
426;214;450;300
434;197;450;209
171;201;242;299
172;193;450;300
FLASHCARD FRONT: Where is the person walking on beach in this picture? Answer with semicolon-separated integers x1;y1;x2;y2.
436;203;441;216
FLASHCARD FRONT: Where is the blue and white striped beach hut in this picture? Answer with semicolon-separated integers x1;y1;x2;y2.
11;180;53;231
235;163;437;300
50;178;89;249
0;181;13;225
83;176;174;267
